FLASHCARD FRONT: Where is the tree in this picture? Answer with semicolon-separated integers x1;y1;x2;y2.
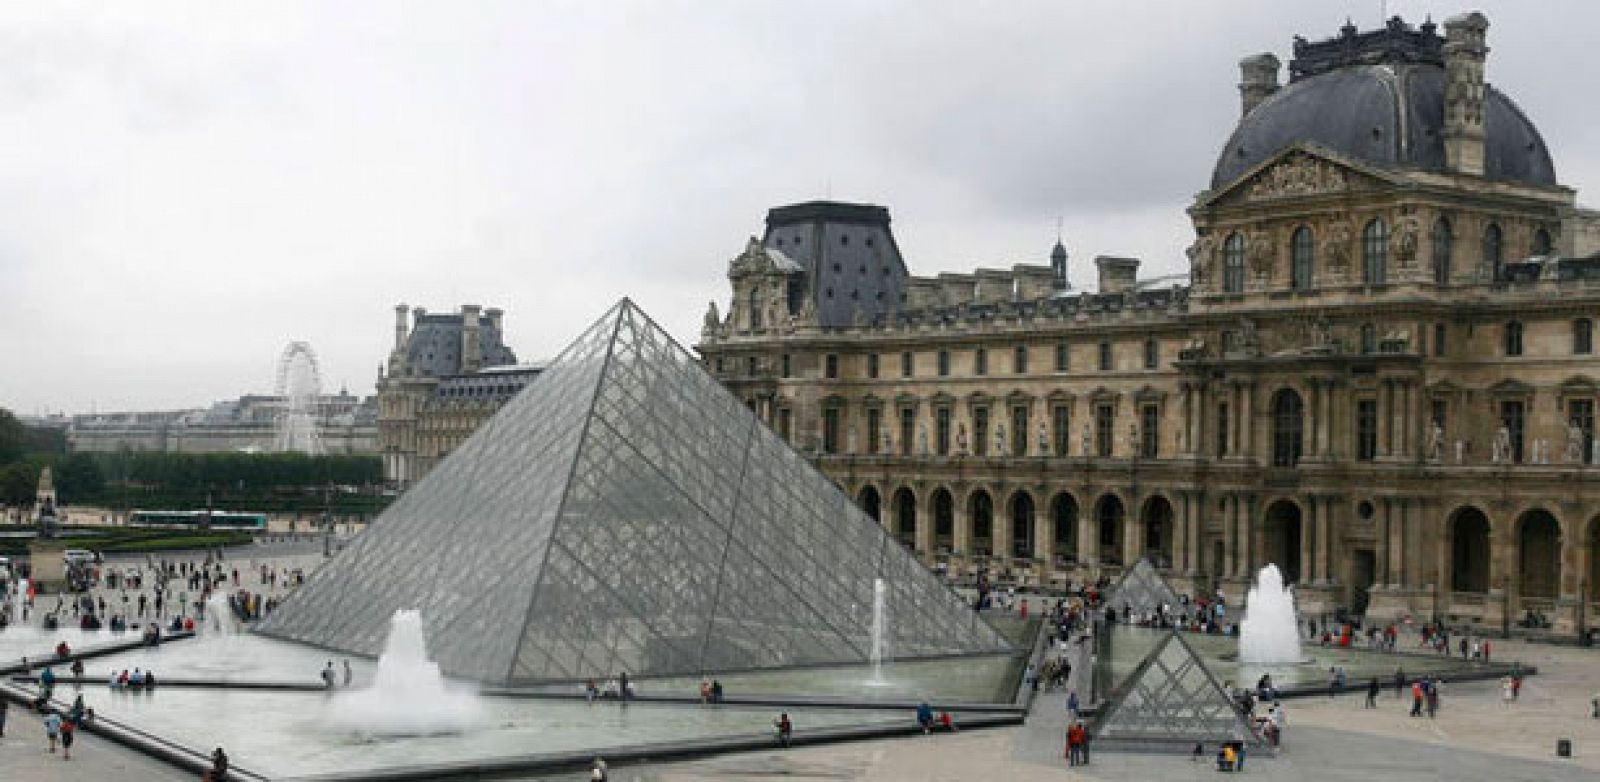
0;408;26;466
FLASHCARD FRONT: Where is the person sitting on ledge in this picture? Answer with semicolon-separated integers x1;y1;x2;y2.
55;641;71;660
916;702;934;733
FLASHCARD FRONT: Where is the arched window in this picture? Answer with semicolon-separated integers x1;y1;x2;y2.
1431;217;1453;285
1290;226;1314;291
747;288;762;329
1362;218;1388;284
1271;389;1304;467
1504;321;1524;356
1533;227;1553;257
1575;318;1594;355
1484;223;1503;280
1223;232;1245;293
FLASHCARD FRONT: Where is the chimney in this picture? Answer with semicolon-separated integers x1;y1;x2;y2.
393;304;410;350
460;304;483;373
1238;53;1281;117
412;306;428;328
484;307;504;335
1095;256;1140;295
1443;12;1489;176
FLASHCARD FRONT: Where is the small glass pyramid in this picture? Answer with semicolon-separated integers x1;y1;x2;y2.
259;300;1010;683
1094;631;1258;750
1103;557;1182;619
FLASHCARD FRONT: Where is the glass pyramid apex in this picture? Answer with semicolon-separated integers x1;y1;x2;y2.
260;299;1010;683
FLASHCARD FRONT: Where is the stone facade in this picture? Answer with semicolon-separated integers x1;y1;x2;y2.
377;303;538;485
697;15;1600;639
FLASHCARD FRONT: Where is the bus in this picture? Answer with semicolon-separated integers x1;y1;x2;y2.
128;510;268;531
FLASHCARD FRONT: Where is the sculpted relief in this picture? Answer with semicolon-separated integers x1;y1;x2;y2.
1246;229;1275;279
1321;218;1353;275
1246;155;1349;201
1186;235;1216;287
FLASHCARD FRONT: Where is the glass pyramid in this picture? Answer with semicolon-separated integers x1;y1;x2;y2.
259;299;1009;683
1094;631;1258;751
1103;557;1182;619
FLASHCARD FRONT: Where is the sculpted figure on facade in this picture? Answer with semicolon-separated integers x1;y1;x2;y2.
1037;423;1050;457
1428;422;1445;461
994;424;1007;457
1246;229;1275;279
1565;423;1584;464
956;424;969;456
1394;213;1422;267
1186;235;1216;287
1081;423;1092;456
1127;422;1140;456
1492;425;1512;464
1321;218;1353;275
918;424;930;456
701;301;721;339
846;425;858;455
881;429;893;455
1246;155;1349;200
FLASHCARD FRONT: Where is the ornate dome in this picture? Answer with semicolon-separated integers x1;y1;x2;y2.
1211;19;1556;191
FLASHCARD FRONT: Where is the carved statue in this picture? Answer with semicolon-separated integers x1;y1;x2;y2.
1322;219;1353;273
918;424;930;456
1127;422;1141;457
1246;229;1275;278
1566;423;1584;464
1455;439;1465;464
1428;422;1445;461
1037;423;1050;457
1081;422;1093;456
1311;314;1334;348
1247;155;1349;200
956;424;969;456
1492;425;1512;464
1533;438;1547;465
1186;235;1216;286
994;424;1007;457
846;425;858;455
701;301;721;336
797;295;818;325
881;429;893;455
1395;214;1422;267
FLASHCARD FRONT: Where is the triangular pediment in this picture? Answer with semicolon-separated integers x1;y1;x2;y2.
1198;143;1406;209
261;300;1009;683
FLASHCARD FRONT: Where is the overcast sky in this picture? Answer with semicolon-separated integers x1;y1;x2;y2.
2;1;1594;415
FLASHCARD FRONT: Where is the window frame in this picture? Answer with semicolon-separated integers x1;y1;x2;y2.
1222;232;1245;293
1362;217;1388;284
1291;225;1314;291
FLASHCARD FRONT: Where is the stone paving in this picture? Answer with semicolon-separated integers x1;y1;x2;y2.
0;685;188;782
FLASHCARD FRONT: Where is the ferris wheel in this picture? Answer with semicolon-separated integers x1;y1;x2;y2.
274;341;325;454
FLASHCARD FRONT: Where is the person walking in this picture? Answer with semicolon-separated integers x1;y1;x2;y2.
1409;680;1424;717
1393;667;1406;698
1425;680;1440;718
0;697;8;737
43;711;61;753
773;713;793;748
1067;690;1080;722
342;660;353;687
321;661;336;690
58;716;74;760
1365;677;1380;708
590;757;608;781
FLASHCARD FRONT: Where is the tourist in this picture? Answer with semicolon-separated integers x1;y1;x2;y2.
1365;677;1379;708
584;679;598;704
590;757;608;781
774;712;792;747
1501;676;1514;704
70;658;84;685
0;697;8;737
342;660;353;687
321;661;336;689
1482;640;1492;662
40;665;57;689
1511;673;1522;700
1065;721;1085;766
55;640;71;660
917;701;934;733
1425;680;1440;718
618;671;631;702
1067;690;1080;721
938;710;957;732
1217;744;1236;772
43;710;61;753
59;714;74;760
1393;667;1406;697
699;678;711;705
206;747;230;781
711;679;723;703
1409;680;1424;717
1590;691;1599;719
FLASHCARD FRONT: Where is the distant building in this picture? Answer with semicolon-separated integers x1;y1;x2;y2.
67;391;376;454
378;304;540;485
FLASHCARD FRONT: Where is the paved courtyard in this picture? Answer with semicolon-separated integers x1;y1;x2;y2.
5;548;1599;781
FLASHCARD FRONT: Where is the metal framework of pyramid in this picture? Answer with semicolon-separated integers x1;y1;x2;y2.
259;299;1009;683
1103;557;1181;618
1093;630;1258;752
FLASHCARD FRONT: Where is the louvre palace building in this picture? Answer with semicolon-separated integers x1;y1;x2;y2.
696;14;1600;638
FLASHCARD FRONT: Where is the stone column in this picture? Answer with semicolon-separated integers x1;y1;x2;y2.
1223;494;1238;577
953;494;971;558
1229;384;1242;457
1034;508;1054;572
1187;492;1203;577
1299;497;1315;586
1239;494;1256;578
914;492;934;559
994;498;1013;564
1172;491;1189;572
1240;383;1255;460
1316;496;1333;585
1076;504;1097;567
1122;500;1143;567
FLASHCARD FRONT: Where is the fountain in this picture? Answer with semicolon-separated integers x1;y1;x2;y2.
867;578;889;684
205;593;239;635
1239;564;1302;665
325;610;482;736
